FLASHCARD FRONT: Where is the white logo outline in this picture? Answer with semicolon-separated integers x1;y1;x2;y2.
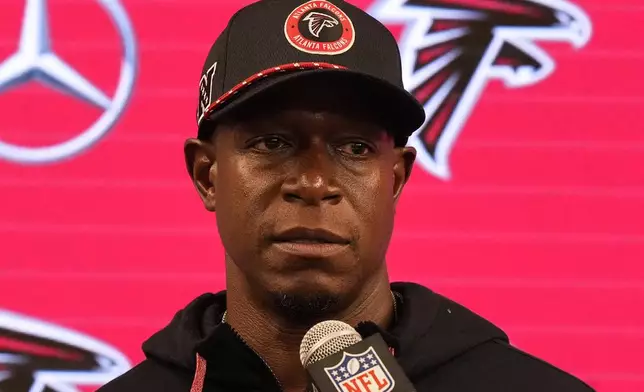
0;309;131;392
369;0;592;179
0;0;138;164
197;62;217;125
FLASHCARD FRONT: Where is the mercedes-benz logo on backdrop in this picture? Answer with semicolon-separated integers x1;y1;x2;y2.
0;0;138;164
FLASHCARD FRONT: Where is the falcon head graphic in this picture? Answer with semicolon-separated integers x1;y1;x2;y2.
0;310;130;392
369;0;592;179
303;12;340;37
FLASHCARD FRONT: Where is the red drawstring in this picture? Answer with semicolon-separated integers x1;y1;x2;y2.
190;354;207;392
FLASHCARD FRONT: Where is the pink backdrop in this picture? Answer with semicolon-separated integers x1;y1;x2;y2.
1;0;643;391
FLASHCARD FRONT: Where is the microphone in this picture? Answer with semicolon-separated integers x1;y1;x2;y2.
299;320;416;392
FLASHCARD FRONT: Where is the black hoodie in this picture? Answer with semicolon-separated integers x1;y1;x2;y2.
98;282;594;392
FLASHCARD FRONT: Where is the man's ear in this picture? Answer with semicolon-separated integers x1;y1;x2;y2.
392;146;416;205
184;138;217;211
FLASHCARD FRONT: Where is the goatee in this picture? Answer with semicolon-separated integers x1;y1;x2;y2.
269;291;342;327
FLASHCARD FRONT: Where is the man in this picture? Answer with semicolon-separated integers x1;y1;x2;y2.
99;1;594;391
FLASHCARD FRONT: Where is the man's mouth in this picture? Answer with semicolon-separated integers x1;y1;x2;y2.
270;227;350;258
282;239;336;244
272;227;350;245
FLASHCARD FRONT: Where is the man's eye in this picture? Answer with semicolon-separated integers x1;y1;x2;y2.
337;142;372;156
252;137;289;151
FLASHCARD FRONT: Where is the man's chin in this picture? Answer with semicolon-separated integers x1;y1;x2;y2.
267;290;343;328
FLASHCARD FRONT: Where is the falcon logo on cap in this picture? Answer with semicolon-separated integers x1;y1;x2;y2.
303;12;340;38
285;0;355;55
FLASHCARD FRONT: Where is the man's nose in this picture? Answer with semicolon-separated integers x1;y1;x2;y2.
280;148;342;206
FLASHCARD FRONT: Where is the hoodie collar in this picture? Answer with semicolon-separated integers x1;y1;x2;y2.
142;283;508;389
142;291;281;390
389;282;509;378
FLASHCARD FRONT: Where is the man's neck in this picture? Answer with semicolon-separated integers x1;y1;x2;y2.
224;274;394;392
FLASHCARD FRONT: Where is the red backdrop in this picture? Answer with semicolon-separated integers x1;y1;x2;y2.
1;1;642;391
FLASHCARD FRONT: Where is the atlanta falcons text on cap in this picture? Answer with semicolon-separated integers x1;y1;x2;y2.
284;0;356;55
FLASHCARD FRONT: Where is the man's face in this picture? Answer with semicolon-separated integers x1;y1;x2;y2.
186;80;415;321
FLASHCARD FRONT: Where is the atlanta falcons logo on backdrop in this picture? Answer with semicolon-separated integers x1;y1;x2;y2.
303;12;340;37
369;0;592;179
0;310;130;392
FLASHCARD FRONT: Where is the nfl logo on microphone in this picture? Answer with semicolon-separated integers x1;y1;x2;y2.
324;347;395;392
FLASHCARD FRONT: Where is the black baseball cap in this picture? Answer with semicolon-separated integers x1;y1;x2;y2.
195;0;425;146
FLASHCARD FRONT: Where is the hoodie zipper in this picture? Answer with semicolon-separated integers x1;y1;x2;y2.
218;291;399;392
